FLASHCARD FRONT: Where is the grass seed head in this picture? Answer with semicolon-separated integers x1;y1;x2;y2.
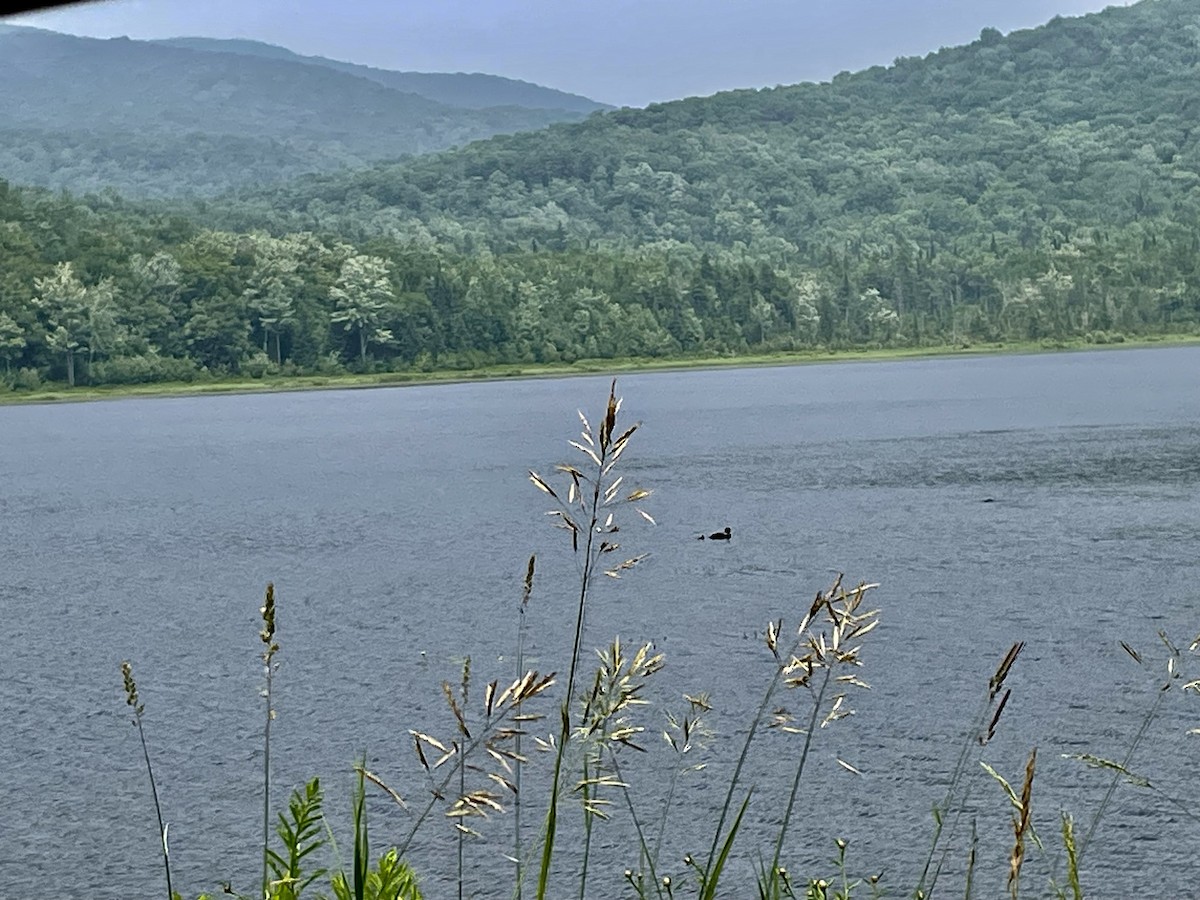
1008;746;1038;898
259;582;278;664
990;641;1024;701
120;660;144;717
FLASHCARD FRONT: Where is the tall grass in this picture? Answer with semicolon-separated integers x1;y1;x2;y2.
120;660;173;900
527;377;650;900
260;582;279;900
513;554;535;899
911;640;1023;899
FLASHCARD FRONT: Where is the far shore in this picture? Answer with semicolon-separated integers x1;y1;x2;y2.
2;334;1198;408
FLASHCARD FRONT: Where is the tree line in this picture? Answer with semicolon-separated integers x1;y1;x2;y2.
1;177;1197;391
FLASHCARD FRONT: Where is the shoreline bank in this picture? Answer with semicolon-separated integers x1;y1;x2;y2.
2;334;1197;407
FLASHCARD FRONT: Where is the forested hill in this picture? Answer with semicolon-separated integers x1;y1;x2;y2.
153;37;608;114
2;0;1200;395
0;26;598;198
221;0;1200;255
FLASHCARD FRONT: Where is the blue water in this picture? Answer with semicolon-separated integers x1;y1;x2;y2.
2;346;1198;898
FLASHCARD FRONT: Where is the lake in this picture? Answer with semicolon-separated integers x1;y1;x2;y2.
2;346;1199;898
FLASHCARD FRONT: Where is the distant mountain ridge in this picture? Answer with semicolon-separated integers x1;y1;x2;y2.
0;24;606;197
153;36;610;113
214;0;1200;258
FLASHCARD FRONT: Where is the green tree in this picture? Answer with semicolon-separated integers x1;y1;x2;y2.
788;273;823;344
81;277;119;368
243;234;302;364
184;292;252;372
329;254;395;364
0;311;24;377
32;262;89;386
747;292;775;345
126;251;184;356
863;288;900;344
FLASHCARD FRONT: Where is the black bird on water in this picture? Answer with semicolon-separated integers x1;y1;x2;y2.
698;526;732;541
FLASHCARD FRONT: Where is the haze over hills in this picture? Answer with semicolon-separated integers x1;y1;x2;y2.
0;24;604;198
153;36;609;114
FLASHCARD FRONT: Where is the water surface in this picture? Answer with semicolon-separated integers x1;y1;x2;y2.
2;346;1198;897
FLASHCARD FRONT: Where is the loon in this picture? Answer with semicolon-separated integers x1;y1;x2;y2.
698;526;732;541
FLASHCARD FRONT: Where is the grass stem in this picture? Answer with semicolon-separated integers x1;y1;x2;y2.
260;583;279;900
121;661;173;900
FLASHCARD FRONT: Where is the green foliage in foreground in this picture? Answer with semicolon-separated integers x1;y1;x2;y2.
117;382;1200;899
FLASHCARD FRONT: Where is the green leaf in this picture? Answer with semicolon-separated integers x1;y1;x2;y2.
702;791;751;900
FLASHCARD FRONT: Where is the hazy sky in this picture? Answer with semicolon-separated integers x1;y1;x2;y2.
11;0;1135;107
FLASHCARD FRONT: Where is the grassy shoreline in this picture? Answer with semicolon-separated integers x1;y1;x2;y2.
2;333;1198;407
